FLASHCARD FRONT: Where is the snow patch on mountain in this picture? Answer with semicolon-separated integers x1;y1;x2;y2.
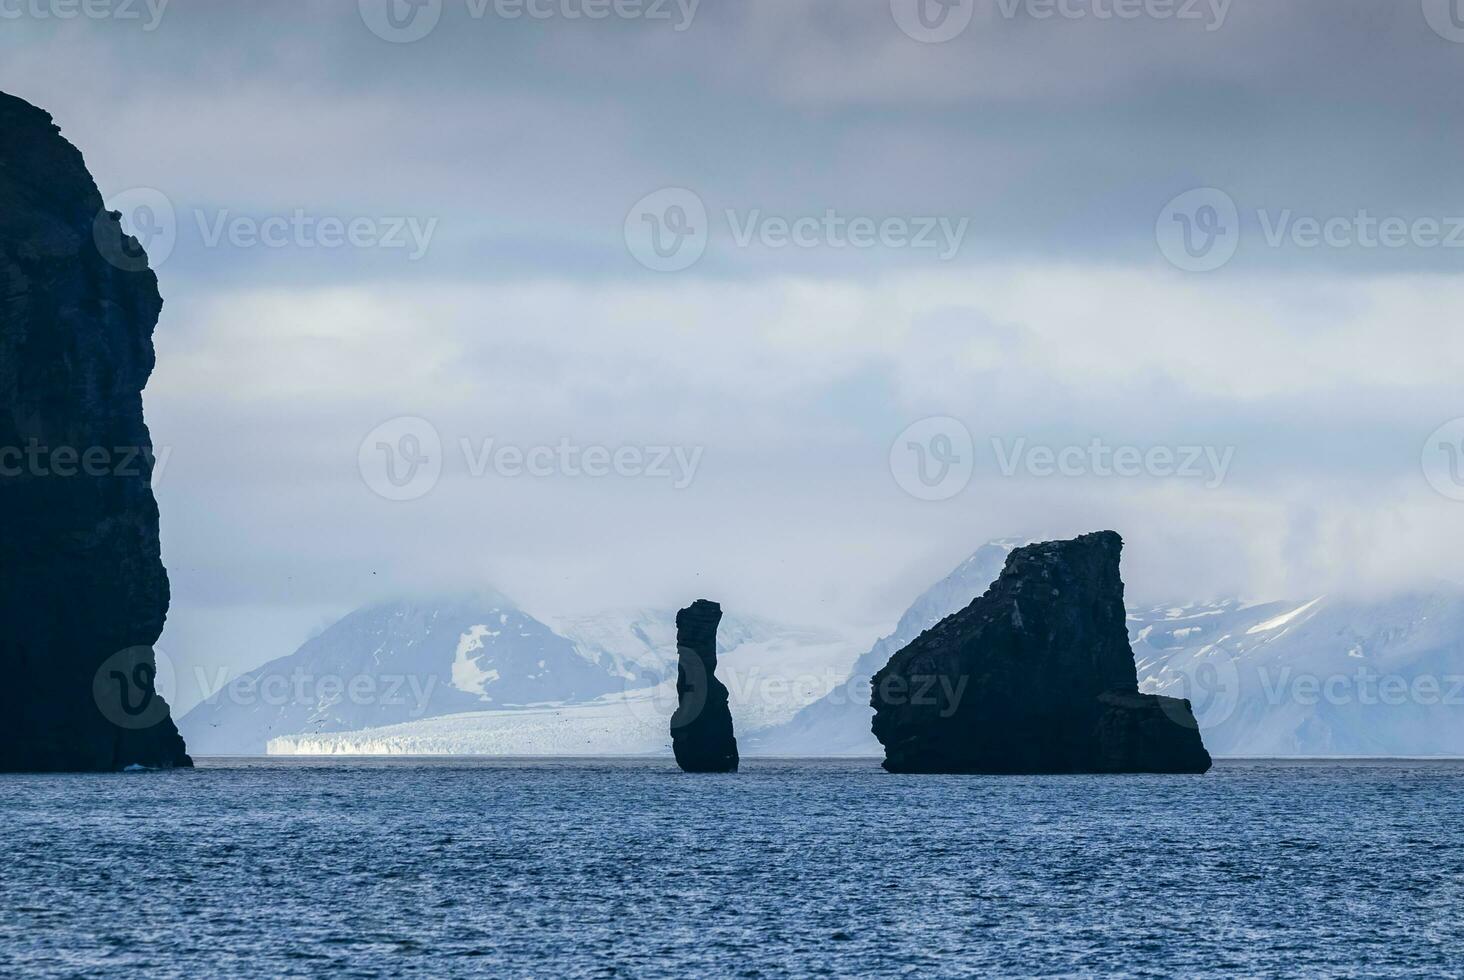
451;625;499;698
1246;596;1324;634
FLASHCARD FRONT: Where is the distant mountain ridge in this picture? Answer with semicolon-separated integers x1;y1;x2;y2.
179;595;855;755
184;543;1464;758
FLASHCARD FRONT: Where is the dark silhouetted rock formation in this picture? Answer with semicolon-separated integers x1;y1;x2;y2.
0;92;191;771
670;599;738;772
871;532;1211;774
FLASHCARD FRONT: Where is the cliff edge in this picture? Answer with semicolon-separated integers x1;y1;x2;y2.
0;92;191;771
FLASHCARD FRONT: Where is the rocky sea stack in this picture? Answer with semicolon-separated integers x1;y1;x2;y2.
670;599;738;773
0;92;191;771
871;532;1211;774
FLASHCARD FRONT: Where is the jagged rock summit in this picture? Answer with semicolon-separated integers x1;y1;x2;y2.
0;92;191;771
670;599;739;773
871;532;1211;774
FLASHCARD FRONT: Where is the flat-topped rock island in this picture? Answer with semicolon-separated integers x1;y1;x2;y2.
872;532;1212;774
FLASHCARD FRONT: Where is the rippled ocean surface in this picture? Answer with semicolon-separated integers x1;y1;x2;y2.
3;759;1463;978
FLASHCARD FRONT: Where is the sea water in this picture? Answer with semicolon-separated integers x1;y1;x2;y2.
3;758;1461;977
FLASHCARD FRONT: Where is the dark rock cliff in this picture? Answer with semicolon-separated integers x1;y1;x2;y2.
0;92;191;771
670;599;738;773
871;532;1211;774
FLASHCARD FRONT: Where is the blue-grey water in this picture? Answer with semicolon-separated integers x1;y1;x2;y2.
3;758;1462;978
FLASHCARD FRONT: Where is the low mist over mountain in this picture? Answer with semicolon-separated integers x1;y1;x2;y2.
183;544;1464;759
179;595;856;755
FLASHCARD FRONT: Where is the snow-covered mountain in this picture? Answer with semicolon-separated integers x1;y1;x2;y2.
185;545;1464;758
180;594;619;754
180;596;859;755
1133;591;1464;757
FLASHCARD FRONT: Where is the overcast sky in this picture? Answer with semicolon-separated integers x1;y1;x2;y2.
6;0;1464;707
